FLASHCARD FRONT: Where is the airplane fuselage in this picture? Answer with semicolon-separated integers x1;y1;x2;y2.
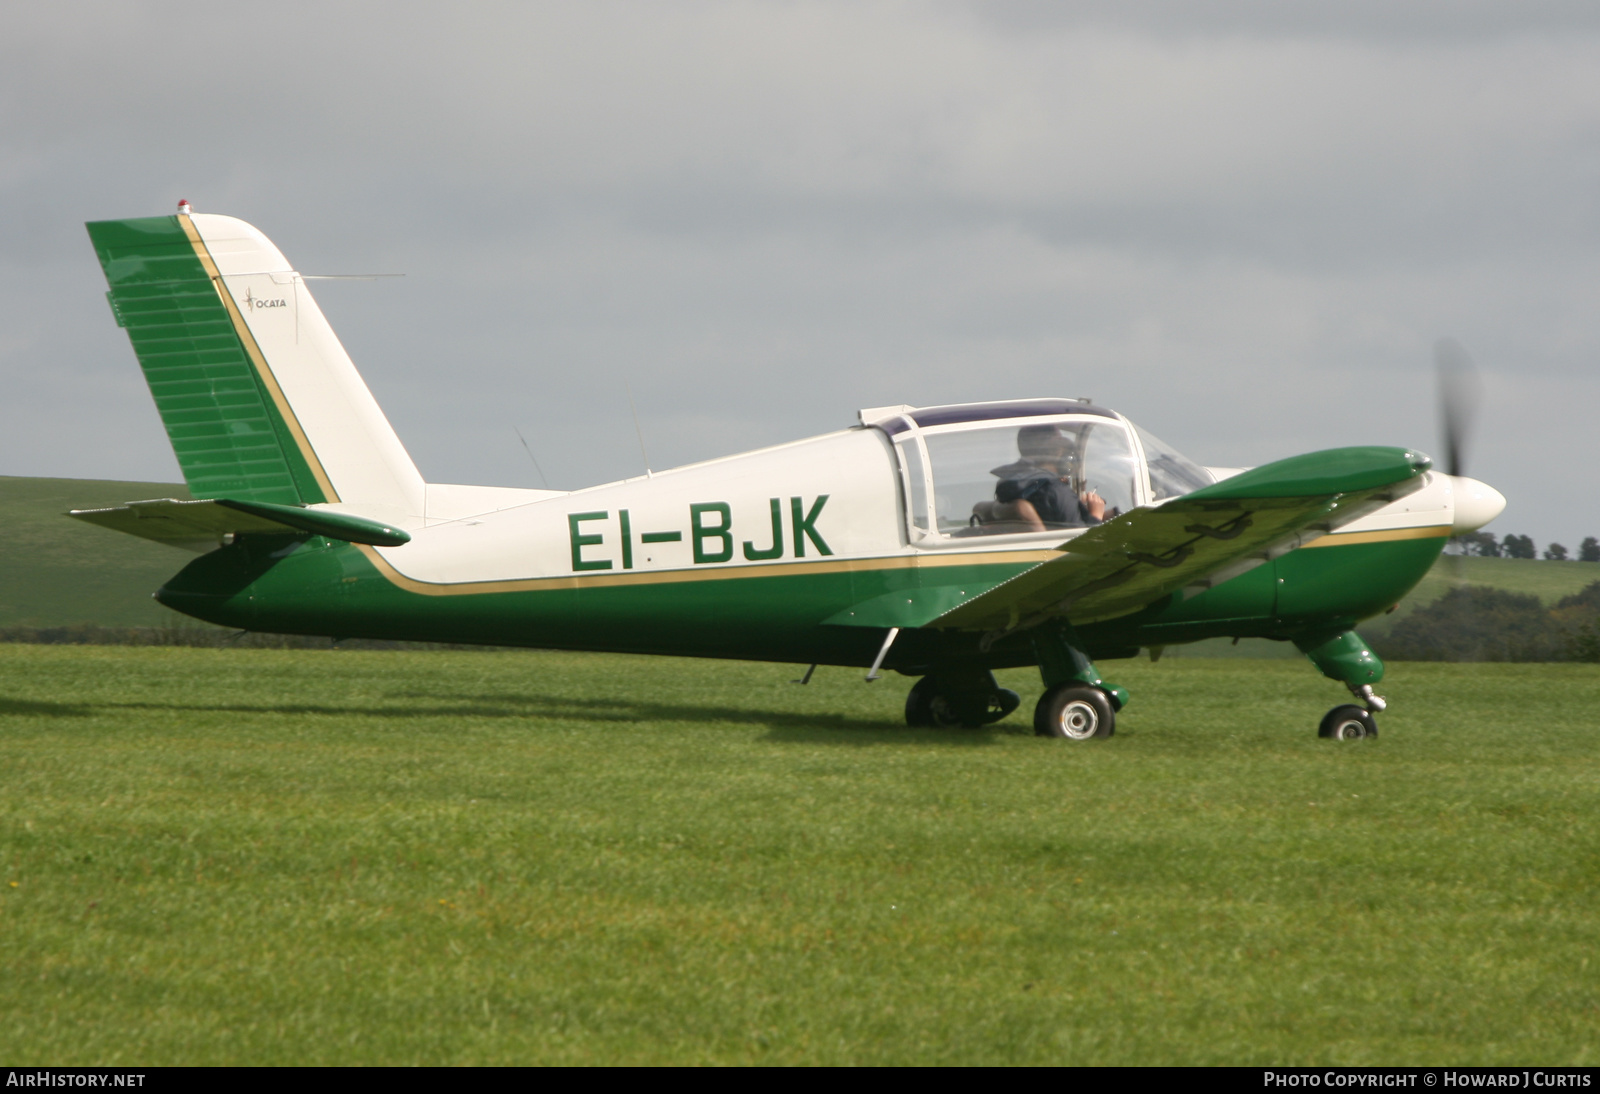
156;421;1461;672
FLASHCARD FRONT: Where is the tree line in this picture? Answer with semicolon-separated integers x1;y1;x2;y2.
1373;581;1600;662
1450;533;1600;562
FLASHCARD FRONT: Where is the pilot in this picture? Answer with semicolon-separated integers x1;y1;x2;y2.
989;424;1106;529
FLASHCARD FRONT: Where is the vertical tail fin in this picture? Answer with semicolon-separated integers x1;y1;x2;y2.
87;211;424;521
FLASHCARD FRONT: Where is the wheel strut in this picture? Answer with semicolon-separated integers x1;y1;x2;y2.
1029;620;1128;740
1348;683;1386;713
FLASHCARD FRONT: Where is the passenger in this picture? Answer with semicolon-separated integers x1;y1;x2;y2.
989;424;1106;530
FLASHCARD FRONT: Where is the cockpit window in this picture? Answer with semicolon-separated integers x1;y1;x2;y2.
915;419;1135;537
1135;424;1214;500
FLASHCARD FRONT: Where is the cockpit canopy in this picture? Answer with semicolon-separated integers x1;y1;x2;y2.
860;399;1215;545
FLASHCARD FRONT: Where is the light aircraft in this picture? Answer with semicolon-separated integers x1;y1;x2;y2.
75;205;1506;740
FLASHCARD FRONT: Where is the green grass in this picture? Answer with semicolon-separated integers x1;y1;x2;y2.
3;647;1597;1064
0;475;192;628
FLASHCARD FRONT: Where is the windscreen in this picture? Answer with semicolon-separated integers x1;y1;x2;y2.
1135;425;1215;500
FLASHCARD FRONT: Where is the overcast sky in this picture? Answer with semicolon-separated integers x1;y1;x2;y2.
4;2;1598;548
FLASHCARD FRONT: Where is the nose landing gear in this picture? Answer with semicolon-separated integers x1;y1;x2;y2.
1296;630;1387;741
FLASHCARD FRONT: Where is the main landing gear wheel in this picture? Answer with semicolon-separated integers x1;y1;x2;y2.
905;676;1020;728
1034;685;1115;740
1319;704;1378;740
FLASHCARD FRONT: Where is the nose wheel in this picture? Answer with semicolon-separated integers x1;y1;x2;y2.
1296;631;1387;741
1319;684;1384;740
1318;704;1377;740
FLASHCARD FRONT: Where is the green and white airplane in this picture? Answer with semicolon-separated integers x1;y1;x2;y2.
76;204;1505;741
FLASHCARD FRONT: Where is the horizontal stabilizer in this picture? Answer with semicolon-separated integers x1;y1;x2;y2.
70;497;412;552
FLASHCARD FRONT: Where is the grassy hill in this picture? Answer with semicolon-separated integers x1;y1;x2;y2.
1381;554;1600;615
0;475;192;628
4;475;1595;646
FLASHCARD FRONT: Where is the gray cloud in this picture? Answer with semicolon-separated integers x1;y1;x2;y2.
3;1;1598;546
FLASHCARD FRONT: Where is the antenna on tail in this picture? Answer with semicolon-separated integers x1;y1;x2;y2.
512;425;550;489
624;378;652;478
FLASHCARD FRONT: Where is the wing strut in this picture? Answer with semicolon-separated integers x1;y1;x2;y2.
865;628;900;682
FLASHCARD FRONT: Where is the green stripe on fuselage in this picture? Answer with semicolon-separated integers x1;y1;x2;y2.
157;540;1039;667
1273;531;1447;629
153;529;1446;668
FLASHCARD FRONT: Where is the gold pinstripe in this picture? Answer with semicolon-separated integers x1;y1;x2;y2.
1302;524;1450;547
352;544;1061;596
177;215;341;504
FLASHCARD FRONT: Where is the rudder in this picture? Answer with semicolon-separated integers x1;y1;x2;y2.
87;209;424;521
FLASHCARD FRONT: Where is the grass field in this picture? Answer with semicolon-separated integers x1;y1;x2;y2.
0;475;192;629
3;645;1597;1065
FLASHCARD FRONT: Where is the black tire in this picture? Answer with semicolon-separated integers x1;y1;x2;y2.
990;688;1022;724
906;677;1021;729
908;674;953;726
1034;685;1115;739
1318;704;1378;740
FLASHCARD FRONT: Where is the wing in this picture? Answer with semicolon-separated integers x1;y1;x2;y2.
929;445;1431;634
69;497;411;551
